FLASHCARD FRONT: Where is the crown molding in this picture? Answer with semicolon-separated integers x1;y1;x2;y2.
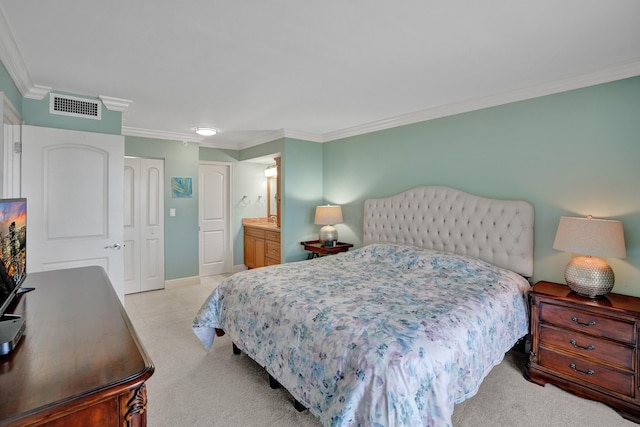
1;92;22;124
281;129;323;143
0;8;51;100
199;139;247;150
233;129;286;149
323;58;640;142
24;84;52;100
99;95;133;119
121;126;203;143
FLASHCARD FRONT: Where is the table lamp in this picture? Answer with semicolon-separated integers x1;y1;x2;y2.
553;215;626;297
315;205;343;247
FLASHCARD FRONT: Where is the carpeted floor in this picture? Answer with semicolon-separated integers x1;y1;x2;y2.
124;275;633;427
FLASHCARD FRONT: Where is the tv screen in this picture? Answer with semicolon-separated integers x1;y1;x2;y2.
0;198;27;317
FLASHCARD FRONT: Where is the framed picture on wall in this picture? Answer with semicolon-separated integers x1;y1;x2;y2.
171;177;192;198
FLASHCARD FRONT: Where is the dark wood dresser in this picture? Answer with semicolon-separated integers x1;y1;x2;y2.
527;281;640;423
0;266;154;426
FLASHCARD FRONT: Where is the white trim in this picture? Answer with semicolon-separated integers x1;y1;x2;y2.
281;129;323;143
199;139;246;150
0;8;51;100
200;128;323;150
1;92;22;124
198;160;234;276
324;59;640;142
24;84;52;100
199;60;640;149
99;95;133;117
1;92;23;198
122;126;203;143
164;276;201;289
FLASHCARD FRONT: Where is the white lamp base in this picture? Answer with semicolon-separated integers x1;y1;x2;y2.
564;255;615;298
319;225;338;246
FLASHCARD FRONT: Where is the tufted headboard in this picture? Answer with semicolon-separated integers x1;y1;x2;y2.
363;186;534;277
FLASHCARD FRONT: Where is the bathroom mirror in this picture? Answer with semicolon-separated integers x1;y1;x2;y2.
267;177;278;218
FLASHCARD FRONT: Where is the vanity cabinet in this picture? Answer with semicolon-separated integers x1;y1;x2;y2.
244;225;280;269
264;229;281;266
244;226;266;269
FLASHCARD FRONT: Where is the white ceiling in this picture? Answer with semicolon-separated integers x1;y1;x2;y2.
1;1;639;149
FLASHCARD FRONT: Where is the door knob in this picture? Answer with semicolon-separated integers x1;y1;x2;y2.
104;243;122;250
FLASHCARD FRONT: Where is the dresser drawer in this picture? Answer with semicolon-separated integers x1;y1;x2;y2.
537;347;635;397
539;324;634;370
539;302;635;345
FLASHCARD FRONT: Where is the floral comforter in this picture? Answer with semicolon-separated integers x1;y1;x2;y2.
193;244;530;427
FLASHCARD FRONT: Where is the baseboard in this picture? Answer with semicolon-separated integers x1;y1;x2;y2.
164;276;201;289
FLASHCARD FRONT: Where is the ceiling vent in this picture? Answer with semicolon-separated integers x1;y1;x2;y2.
50;93;102;120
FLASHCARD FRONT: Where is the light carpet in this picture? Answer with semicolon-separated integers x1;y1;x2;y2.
124;275;633;427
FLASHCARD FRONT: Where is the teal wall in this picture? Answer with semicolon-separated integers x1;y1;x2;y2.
3;55;638;295
281;138;324;262
323;76;640;296
0;61;22;114
126;137;200;280
23;92;122;134
201;137;323;265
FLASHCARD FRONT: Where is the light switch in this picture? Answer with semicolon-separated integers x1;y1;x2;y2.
170;208;176;217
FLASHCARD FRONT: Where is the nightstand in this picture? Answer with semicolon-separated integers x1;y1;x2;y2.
300;240;353;259
527;281;640;423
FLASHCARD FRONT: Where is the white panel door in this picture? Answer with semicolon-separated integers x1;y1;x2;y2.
199;162;231;276
123;160;139;293
124;157;165;294
21;125;125;302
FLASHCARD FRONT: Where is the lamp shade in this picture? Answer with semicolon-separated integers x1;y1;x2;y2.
553;216;626;258
314;205;343;225
553;215;626;297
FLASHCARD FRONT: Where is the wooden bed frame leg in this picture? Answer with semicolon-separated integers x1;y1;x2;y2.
232;343;241;355
294;400;306;412
268;374;281;389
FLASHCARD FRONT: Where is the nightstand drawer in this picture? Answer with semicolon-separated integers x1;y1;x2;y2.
539;324;634;370
539;303;635;345
537;347;634;397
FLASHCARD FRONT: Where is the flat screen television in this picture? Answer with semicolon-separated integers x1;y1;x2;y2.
0;198;27;355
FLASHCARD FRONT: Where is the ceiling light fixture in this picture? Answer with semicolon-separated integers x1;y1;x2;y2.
195;127;217;136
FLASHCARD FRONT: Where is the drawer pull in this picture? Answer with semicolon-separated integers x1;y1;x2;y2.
571;316;596;327
569;363;594;376
569;339;595;351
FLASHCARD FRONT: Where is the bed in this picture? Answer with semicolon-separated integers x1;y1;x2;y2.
193;186;534;426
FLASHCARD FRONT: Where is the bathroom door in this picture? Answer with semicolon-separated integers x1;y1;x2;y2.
199;161;232;276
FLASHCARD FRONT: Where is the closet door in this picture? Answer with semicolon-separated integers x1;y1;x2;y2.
124;157;165;294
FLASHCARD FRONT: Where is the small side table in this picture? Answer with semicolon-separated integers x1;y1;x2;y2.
300;240;353;259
